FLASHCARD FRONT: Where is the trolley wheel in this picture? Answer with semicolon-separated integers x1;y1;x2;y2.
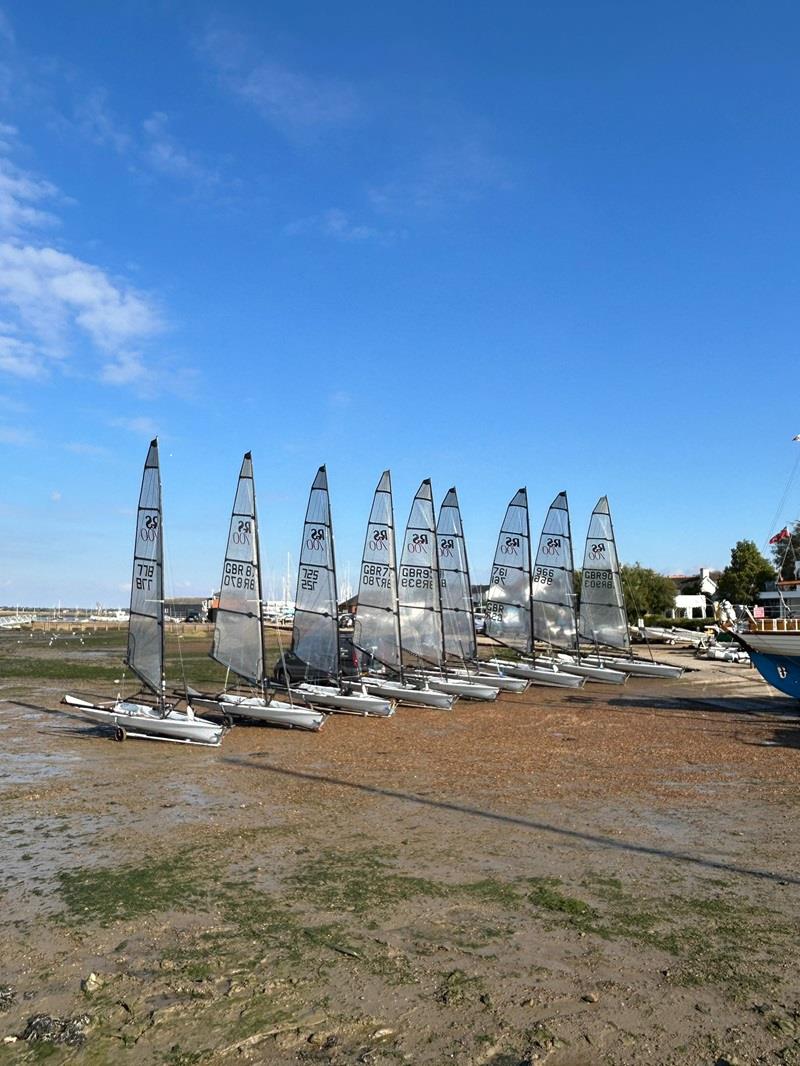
113;725;126;743
222;714;234;730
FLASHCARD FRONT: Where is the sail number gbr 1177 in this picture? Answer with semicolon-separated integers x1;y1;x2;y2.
223;561;256;591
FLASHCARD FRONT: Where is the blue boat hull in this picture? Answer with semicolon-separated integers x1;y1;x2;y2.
749;650;800;699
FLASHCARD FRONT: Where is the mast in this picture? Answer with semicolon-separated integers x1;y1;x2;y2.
484;488;532;655
251;453;268;694
437;487;477;663
211;452;264;688
291;466;339;679
578;496;630;652
398;479;444;670
355;470;404;680
126;438;165;703
530;491;578;652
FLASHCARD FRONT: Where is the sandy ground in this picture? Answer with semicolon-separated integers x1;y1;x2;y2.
1;636;799;1065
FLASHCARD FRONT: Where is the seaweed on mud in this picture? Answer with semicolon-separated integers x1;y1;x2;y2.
23;1012;92;1047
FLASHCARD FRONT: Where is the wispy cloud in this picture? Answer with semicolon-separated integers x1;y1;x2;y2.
64;441;108;456
369;137;512;215
141;111;220;189
0;141;60;234
198;22;359;139
285;207;396;244
73;87;132;155
110;415;159;437
0;424;33;445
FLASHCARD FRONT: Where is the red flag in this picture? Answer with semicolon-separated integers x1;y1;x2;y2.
769;527;791;544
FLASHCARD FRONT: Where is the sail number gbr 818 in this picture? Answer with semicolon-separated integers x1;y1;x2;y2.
223;561;256;591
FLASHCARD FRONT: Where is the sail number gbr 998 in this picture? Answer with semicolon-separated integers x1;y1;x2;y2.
223;561;256;591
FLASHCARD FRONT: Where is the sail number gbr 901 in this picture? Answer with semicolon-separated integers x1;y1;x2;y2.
223;561;256;591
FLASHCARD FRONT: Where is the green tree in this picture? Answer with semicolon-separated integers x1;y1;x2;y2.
771;520;800;582
620;564;676;621
717;540;774;604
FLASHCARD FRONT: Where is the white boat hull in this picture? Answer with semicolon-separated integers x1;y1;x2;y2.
293;683;395;717
408;672;497;701
62;694;224;745
219;693;326;731
363;678;455;709
448;668;529;693
573;654;684;679
486;658;585;688
551;656;627;684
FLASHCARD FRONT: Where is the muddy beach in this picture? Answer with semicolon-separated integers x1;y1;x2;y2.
1;628;799;1065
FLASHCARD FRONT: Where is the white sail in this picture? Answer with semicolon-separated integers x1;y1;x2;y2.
355;470;403;674
579;496;630;650
531;491;578;650
126;438;164;695
398;479;444;667
437;487;476;662
484;488;531;653
211;452;264;686
291;466;339;676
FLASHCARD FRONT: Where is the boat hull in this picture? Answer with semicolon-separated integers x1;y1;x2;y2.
448;668;529;693
293;683;395;716
733;632;800;698
219;694;326;731
62;694;224;745
486;658;585;688
408;673;498;701
552;656;627;684
573;654;684;679
363;678;455;709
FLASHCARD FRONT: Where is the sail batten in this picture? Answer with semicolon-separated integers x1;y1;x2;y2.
437;487;477;662
579;496;630;650
531;491;578;650
291;466;339;677
126;438;164;695
211;452;264;686
484;488;531;653
355;471;403;674
398;479;444;667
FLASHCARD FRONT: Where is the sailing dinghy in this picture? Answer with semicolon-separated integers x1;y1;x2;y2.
208;453;326;731
62;440;225;745
285;467;394;716
529;493;625;685
398;480;496;701
437;488;527;693
575;497;683;680
484;488;584;688
356;472;454;708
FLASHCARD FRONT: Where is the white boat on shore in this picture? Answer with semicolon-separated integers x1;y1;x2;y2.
62;439;224;747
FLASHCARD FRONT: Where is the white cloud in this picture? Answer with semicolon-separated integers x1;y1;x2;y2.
0;243;164;379
199;23;359;137
50;489;61;501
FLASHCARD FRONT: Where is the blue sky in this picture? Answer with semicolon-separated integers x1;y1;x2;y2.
1;1;799;605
